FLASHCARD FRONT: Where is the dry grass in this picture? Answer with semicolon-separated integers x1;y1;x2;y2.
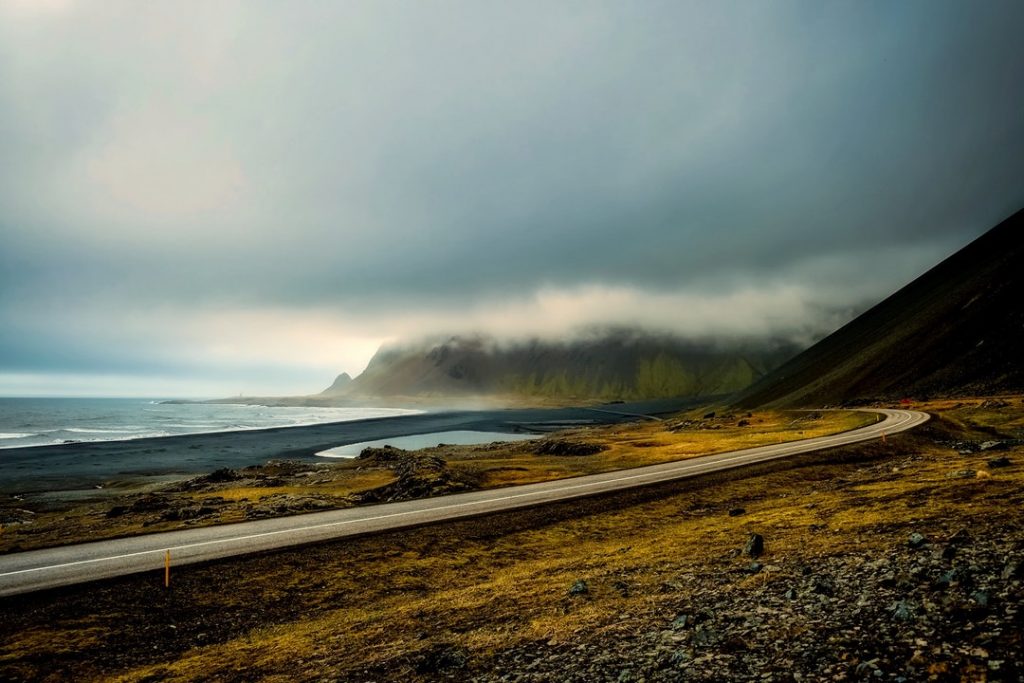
453;409;873;487
183;469;400;503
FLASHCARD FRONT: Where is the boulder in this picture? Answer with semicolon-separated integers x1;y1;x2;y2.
743;533;764;557
908;532;927;549
890;600;916;622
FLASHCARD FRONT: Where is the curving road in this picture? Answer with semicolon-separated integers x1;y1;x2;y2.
0;409;928;597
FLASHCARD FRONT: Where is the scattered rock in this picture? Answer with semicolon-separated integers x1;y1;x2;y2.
933;569;957;590
354;450;471;504
670;614;692;630
890;600;916;622
691;625;718;647
987;456;1012;468
202;468;243;483
977;399;1009;409
244;495;337;519
357;445;409;464
415;644;468;674
744;533;765;557
947;528;971;545
129;495;171;513
728;507;746;517
811;577;835;596
535;440;607;456
568;579;589;596
470;466;1024;683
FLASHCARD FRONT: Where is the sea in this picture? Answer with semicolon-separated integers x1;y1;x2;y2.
0;397;422;450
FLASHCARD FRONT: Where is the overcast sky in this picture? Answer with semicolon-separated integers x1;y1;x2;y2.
1;1;1023;397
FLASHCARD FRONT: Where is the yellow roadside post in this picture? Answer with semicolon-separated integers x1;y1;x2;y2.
165;550;171;588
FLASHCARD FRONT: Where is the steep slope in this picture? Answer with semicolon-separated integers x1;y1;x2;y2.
339;332;800;402
735;208;1024;407
320;373;352;396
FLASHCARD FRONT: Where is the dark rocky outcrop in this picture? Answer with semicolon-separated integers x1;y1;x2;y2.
743;533;764;557
354;447;472;503
534;440;607;457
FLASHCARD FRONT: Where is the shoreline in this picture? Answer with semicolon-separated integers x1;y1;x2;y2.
0;406;426;452
0;397;704;495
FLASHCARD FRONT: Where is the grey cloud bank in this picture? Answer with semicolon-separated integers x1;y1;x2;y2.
1;1;1023;396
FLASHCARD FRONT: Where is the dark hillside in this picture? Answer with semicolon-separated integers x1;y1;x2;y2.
735;208;1024;407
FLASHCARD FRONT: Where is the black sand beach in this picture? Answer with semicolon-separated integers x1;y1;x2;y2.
0;398;703;495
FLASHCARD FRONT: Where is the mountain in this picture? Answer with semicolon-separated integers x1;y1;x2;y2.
734;208;1024;408
330;331;800;402
321;372;352;396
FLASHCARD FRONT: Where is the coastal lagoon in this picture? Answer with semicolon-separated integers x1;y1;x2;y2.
316;430;540;457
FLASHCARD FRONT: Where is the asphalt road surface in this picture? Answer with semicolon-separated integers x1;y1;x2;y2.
0;409;928;597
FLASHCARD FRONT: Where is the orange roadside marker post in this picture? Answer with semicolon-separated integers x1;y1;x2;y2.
165;550;171;588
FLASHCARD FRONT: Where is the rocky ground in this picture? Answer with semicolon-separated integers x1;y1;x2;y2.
474;524;1023;682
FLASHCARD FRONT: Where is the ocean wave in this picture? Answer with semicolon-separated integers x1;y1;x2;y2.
64;426;153;434
0;404;423;449
157;423;225;429
50;431;173;443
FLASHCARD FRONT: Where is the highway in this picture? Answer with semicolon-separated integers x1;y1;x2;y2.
0;409;928;597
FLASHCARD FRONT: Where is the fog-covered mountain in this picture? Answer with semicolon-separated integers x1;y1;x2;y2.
325;331;801;402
